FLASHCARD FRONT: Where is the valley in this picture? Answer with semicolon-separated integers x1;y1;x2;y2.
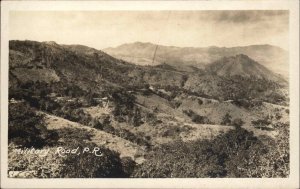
8;40;290;178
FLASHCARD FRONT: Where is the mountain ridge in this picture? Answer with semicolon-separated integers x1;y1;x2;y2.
9;40;288;105
103;42;288;77
206;54;284;83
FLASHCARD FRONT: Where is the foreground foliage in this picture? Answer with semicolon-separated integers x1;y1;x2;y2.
132;126;289;178
8;103;132;178
9;102;58;148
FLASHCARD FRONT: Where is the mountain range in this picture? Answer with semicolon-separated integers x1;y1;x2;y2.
9;40;288;104
8;40;290;179
104;42;288;78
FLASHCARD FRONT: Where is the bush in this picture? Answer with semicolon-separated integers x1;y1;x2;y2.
221;113;232;126
232;99;263;109
121;157;136;177
89;116;111;130
232;118;244;128
183;109;210;124
197;99;203;105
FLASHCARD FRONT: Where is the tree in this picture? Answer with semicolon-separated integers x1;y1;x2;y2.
221;113;232;126
132;107;143;127
90;118;103;130
232;118;244;128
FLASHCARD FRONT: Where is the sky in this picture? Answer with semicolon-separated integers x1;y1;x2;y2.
9;10;289;50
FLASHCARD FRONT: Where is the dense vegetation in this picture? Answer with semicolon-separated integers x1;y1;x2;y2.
9;40;287;106
8;103;134;178
132;126;289;178
8;103;58;148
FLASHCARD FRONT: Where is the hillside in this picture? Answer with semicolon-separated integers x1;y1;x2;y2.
8;40;290;178
103;42;288;77
9;40;288;105
206;54;284;83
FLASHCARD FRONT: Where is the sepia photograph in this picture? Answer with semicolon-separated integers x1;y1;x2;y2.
1;1;299;188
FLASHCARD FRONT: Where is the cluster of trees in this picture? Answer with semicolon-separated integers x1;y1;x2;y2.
223;75;286;104
221;113;244;127
161;125;195;139
132;126;289;178
150;84;214;102
8;124;136;178
181;74;286;105
59;141;130;178
232;99;263;109
10;80;86;101
112;90;144;127
251;117;272;130
183;109;211;124
8;102;58;148
95;123;151;149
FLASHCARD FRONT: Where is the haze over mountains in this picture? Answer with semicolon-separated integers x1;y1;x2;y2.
104;42;288;78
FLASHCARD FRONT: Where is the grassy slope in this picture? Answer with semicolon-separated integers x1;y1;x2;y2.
43;113;145;163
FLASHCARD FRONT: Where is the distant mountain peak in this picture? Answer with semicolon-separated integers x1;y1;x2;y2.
43;41;58;46
103;42;288;77
206;54;284;82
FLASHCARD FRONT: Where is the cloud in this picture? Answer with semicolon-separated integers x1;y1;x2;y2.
204;10;289;24
9;10;289;50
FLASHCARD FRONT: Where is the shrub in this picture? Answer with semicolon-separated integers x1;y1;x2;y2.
232;99;263;109
121;157;136;177
90;118;104;129
191;114;205;124
197;99;203;105
173;101;182;108
232;118;244;128
183;109;210;124
132;107;144;127
275;113;282;120
145;112;158;125
221;113;232;126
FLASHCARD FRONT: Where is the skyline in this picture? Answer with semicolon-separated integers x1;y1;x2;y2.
9;10;289;50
